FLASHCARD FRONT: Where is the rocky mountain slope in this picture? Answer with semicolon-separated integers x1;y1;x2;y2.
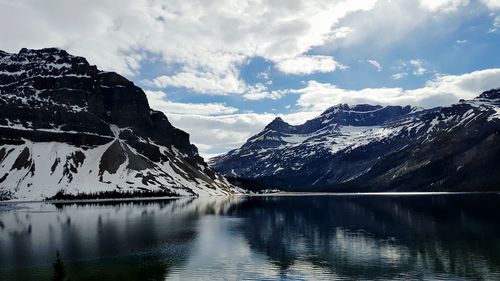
0;48;239;200
211;90;500;192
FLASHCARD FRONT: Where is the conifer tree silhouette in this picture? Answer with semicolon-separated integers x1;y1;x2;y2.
52;251;67;281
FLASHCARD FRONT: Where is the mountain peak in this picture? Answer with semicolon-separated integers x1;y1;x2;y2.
477;88;500;100
0;48;96;89
1;48;89;69
265;116;290;131
311;103;413;127
271;116;285;123
321;104;384;116
18;47;69;56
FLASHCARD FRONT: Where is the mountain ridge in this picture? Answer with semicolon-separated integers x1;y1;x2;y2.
211;89;500;192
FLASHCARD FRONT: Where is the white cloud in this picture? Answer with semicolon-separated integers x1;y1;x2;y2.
242;85;289;101
145;90;238;116
326;26;354;40
390;59;427;78
149;69;246;94
481;0;500;10
410;59;427;75
392;72;408;80
488;15;500;32
148;74;285;100
167;113;276;155
420;0;469;13
324;0;470;52
256;67;271;81
294;68;500;111
275;55;346;75
367;60;382;72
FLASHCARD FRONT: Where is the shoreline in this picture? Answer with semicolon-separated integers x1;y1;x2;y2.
249;191;500;197
1;191;499;204
0;195;186;205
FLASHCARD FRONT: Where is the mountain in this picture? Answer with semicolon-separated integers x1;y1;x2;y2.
0;48;239;200
211;90;500;192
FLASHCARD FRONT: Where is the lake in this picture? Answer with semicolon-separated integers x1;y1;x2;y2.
1;194;499;280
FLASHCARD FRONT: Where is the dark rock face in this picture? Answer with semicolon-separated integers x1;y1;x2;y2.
0;48;238;200
211;90;500;192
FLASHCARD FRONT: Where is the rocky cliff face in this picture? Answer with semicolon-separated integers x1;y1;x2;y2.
211;90;500;192
0;48;239;200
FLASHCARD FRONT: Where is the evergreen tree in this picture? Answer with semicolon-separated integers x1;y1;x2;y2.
52;251;66;281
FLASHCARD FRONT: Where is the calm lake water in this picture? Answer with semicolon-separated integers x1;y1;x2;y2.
1;194;500;281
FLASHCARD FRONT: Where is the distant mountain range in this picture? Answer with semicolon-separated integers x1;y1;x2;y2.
0;48;239;200
211;89;500;192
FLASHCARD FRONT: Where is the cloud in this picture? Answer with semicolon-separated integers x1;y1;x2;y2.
390;59;427;78
145;90;238;116
481;0;500;10
256;67;271;81
275;55;346;75
420;0;469;13
327;26;354;40
392;73;409;80
367;60;382;72
148;74;286;101
488;15;500;32
294;68;500;111
148;69;246;94
148;74;285;100
166;113;275;156
324;0;470;52
242;83;289;101
410;59;427;75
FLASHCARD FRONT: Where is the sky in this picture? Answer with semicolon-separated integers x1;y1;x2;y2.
1;0;500;159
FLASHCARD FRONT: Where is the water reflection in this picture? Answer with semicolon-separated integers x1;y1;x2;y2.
224;195;500;280
0;195;499;280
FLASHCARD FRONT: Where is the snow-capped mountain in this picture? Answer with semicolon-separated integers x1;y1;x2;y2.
0;48;239;200
211;90;500;192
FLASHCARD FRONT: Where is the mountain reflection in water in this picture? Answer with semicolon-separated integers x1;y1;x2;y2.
0;194;499;280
